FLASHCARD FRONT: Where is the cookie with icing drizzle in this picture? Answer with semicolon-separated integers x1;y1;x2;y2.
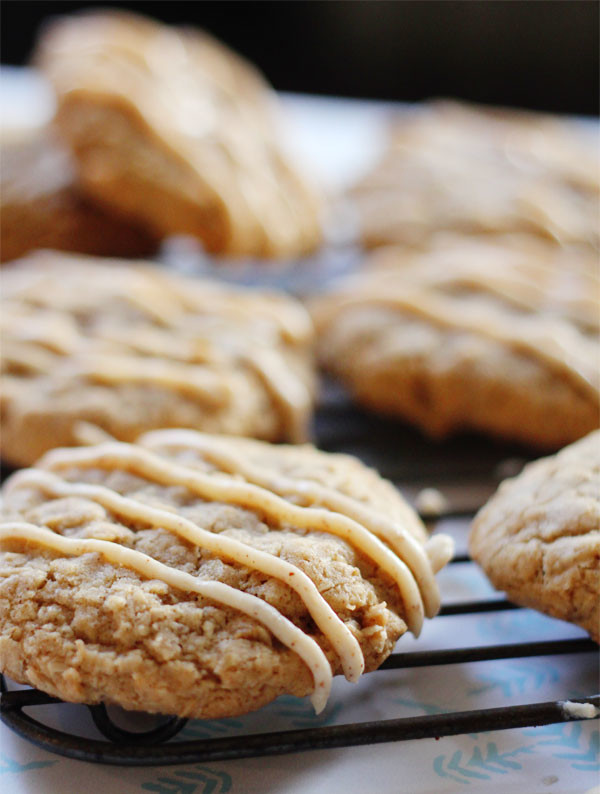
351;100;599;251
0;251;315;466
470;430;600;641
0;431;453;718
312;234;599;449
34;9;322;260
1;126;157;264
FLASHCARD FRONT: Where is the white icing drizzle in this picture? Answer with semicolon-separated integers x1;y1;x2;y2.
0;522;332;713
424;535;456;574
1;342;59;375
240;349;312;444
65;355;230;408
3;332;310;435
73;421;123;446
319;288;598;398
139;429;450;618
36;443;427;636
0;432;454;710
6;464;363;683
439;270;599;332
1;253;314;442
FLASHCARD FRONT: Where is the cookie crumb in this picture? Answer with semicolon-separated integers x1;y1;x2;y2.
415;488;448;518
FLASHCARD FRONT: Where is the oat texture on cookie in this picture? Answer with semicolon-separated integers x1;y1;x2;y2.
0;431;454;718
0;251;316;466
470;430;600;641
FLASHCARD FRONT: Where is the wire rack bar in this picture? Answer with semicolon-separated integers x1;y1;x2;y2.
438;599;520;615
379;638;597;670
1;393;597;766
448;553;471;563
1;691;598;767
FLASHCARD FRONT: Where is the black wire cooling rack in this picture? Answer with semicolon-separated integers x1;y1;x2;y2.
1;385;598;766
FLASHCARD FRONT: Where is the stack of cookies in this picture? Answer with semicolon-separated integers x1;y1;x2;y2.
2;9;323;263
0;8;597;725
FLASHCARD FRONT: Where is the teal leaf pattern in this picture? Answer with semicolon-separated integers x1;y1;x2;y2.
554;731;599;771
433;743;534;784
433;722;599;785
179;718;244;741
141;766;232;794
526;721;584;749
468;661;559;697
0;753;56;774
523;723;600;771
267;695;343;728
475;610;555;640
179;695;341;743
393;697;479;739
392;697;447;716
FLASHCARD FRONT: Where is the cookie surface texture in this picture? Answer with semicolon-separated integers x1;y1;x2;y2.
1;127;156;263
470;430;600;640
0;431;453;717
0;251;315;466
351;101;599;251
312;234;599;448
35;10;322;259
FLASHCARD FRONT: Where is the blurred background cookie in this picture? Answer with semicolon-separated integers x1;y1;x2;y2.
1;126;157;263
312;234;599;449
34;10;323;261
1;251;316;467
350;101;599;251
470;430;600;641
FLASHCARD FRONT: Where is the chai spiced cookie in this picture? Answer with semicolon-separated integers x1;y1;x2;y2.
1;127;156;263
0;251;316;467
35;10;322;260
351;101;599;251
0;430;454;718
312;234;599;449
470;430;600;641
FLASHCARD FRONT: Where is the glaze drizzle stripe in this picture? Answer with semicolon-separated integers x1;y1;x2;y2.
1;255;314;442
37;443;427;635
140;429;449;618
5;465;364;683
315;289;597;398
0;522;332;713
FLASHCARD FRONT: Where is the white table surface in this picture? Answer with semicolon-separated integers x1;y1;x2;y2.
0;67;599;794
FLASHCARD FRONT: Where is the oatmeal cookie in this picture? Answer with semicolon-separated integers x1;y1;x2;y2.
0;431;453;717
312;234;599;448
470;430;600;640
1;127;156;263
35;10;322;260
1;251;315;466
351;101;599;251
